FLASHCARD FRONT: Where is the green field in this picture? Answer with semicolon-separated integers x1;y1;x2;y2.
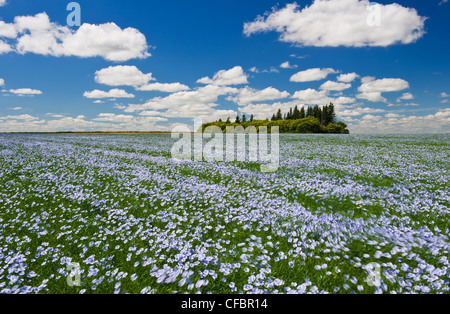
0;134;449;294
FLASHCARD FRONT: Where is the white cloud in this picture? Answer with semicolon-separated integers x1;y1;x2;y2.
358;78;410;93
239;101;302;120
440;92;450;98
333;96;356;105
163;104;237;123
93;113;167;123
9;88;43;96
290;68;337;82
0;78;4;86
244;0;426;47
197;66;248;86
356;78;409;102
95;66;155;87
356;92;387;103
8;107;22;110
0;114;39;121
0;0;7;7
397;92;414;102
349;108;450;134
338;106;385;117
227;86;290;106
319;81;351;91
124;85;239;112
292;88;332;105
0;40;12;54
1;12;150;62
361;76;376;84
280;61;298;69
136;82;190;93
337;73;360;83
83;89;135;99
385;113;405;118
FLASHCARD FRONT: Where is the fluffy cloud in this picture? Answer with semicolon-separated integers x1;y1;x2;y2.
337;73;360;83
338;106;385;117
358;78;410;93
292;88;332;105
95;66;155;87
319;81;352;91
227;86;290;106
93;113;167;123
280;61;298;69
163;104;237;123
356;91;386;103
136;83;190;93
440;92;450;98
244;0;426;47
125;85;238;112
0;0;6;7
83;89;135;99
397;92;414;102
9;88;43;96
290;68;337;82
0;40;12;53
0;78;4;86
349;108;450;134
197;66;248;86
0;13;150;61
356;78;410;102
239;101;303;120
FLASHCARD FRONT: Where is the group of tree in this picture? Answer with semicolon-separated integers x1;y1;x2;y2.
204;103;349;134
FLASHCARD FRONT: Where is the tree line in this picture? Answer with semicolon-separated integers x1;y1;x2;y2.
204;103;349;134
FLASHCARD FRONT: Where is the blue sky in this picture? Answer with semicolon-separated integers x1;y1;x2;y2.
0;0;449;133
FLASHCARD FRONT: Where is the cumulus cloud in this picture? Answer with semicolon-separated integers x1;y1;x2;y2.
95;66;155;87
319;81;352;91
244;0;426;47
397;92;414;102
0;12;151;61
0;40;12;54
83;89;135;99
227;86;290;106
136;82;190;93
337;73;360;83
349;108;450;134
290;68;338;82
280;61;298;69
358;78;410;93
9;88;43;96
0;0;6;7
124;85;239;112
356;78;409;102
356;91;387;103
197;66;248;86
292;88;332;105
93;113;167;123
0;78;4;86
440;92;450;98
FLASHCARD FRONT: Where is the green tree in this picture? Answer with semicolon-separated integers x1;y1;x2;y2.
299;106;305;119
